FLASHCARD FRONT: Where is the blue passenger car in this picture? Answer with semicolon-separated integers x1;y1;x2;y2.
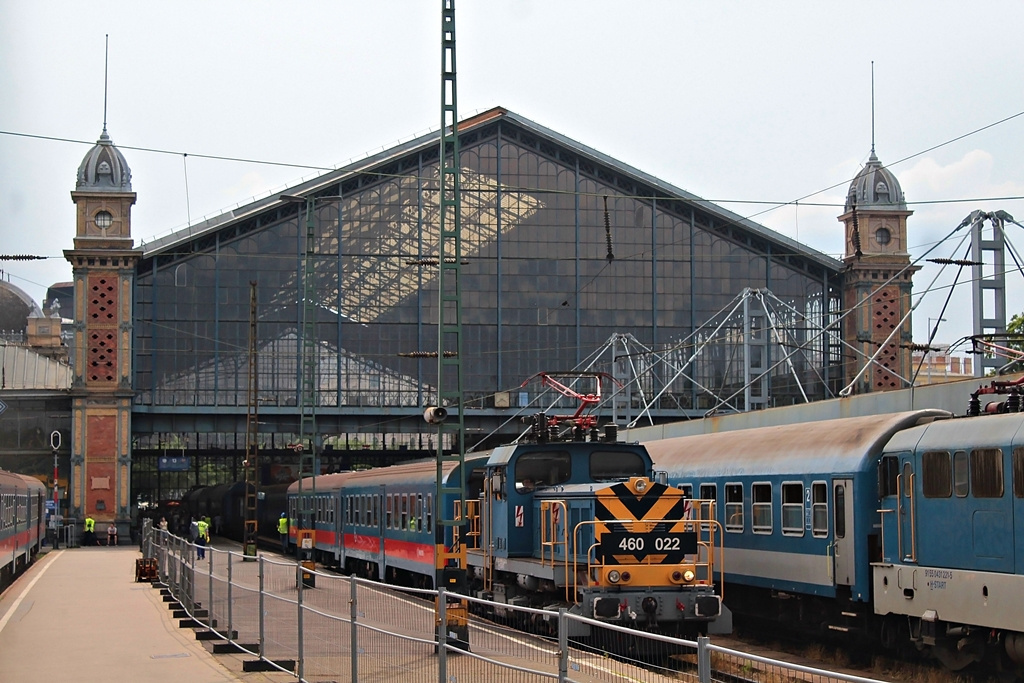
645;411;948;618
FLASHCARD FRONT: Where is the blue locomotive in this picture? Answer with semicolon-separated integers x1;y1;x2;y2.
644;404;1024;672
287;419;730;637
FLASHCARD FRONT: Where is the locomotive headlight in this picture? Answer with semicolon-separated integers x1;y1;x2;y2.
683;570;695;582
634;479;647;492
607;570;621;584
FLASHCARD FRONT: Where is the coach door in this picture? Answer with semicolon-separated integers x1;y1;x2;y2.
832;479;856;585
377;486;387;580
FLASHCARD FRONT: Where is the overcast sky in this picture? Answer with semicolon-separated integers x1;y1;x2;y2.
2;1;1023;351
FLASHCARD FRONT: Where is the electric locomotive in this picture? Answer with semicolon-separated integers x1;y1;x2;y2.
287;413;730;637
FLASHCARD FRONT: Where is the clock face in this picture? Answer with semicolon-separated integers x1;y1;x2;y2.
94;210;113;230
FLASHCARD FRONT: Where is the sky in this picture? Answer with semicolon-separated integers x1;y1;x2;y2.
2;1;1023;353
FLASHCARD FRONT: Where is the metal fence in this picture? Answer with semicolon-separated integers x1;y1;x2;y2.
141;522;891;683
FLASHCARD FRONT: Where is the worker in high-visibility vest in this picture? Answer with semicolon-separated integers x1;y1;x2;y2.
196;518;210;559
278;513;289;554
84;515;96;546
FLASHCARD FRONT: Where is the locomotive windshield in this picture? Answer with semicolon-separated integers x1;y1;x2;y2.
515;451;571;492
589;450;646;481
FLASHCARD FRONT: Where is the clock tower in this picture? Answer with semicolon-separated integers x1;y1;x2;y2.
838;150;917;394
64;126;140;534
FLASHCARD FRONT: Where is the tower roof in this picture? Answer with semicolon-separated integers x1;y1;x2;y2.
76;127;133;192
0;279;43;333
845;150;905;211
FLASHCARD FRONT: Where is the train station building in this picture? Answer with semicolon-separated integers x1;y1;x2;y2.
0;106;917;534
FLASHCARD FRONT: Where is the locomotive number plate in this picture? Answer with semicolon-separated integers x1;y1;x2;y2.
599;531;697;562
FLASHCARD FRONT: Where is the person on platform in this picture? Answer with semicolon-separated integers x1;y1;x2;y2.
196;518;210;559
84;515;96;546
107;522;118;547
278;513;289;554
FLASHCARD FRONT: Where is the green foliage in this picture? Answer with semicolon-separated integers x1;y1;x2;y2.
1007;312;1024;354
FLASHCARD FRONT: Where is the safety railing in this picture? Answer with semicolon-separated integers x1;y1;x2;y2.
139;521;889;683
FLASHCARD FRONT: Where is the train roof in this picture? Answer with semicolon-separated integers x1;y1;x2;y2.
288;454;489;492
884;411;1024;454
0;470;47;491
644;409;951;478
483;440;647;468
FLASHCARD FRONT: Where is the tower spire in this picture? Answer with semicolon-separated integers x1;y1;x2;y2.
102;34;109;136
868;59;876;156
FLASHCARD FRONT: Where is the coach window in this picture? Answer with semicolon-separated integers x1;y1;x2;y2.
386;495;393;529
372;495;379;527
699;484;716;501
781;483;804;536
1013;448;1024;498
401;494;409;530
811;482;828;537
725;483;743;532
426;493;433;533
752;483;772;534
953;451;969;497
922;451;952;498
971;448;1004;498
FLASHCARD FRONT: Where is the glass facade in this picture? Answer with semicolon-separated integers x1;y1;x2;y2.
134;114;841;445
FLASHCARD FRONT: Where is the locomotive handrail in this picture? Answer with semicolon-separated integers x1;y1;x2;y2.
907;472;917;563
895;473;904;562
453;499;481;551
569;514;725;605
538;500;570;601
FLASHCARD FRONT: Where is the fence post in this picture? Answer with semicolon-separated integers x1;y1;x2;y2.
207;549;214;630
297;562;305;681
437;586;447;683
558;609;569;682
188;539;196;615
258;556;266;659
350;576;358;683
226;551;233;644
698;635;711;683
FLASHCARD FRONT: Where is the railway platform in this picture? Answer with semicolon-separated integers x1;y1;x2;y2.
0;545;291;683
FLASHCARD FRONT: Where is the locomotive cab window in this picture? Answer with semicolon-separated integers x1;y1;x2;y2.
725;483;743;532
954;451;969;497
515;451;571;492
589;450;645;481
752;483;772;534
922;451;952;498
781;482;804;536
1013;447;1024;498
878;455;900;497
811;482;828;537
971;448;1004;498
